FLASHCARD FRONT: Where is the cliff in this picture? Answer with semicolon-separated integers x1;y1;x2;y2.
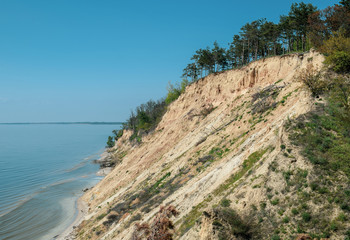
73;51;349;239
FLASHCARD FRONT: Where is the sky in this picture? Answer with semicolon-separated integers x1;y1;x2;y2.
0;0;338;122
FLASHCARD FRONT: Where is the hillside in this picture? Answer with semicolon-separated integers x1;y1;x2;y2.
72;51;350;240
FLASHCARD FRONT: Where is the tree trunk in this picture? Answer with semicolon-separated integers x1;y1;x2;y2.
241;40;245;65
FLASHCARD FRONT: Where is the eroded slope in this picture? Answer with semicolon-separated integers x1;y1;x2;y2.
75;51;345;240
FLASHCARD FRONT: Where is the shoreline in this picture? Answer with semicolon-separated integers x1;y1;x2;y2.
56;150;112;240
56;197;87;240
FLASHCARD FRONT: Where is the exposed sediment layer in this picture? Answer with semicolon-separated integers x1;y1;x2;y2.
74;51;327;239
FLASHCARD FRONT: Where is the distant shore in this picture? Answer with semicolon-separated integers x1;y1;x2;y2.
0;122;123;125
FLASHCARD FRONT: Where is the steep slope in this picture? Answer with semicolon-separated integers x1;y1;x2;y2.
73;51;348;239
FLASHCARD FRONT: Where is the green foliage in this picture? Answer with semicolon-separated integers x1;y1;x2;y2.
302;212;311;222
323;31;350;73
165;79;189;105
209;147;224;158
271;235;281;240
123;98;167;142
326;51;350;73
220;198;231;207
213;147;271;196
288;86;350;178
213;207;251;239
106;136;115;148
292;208;299;215
270;198;280;205
96;213;106;221
112;129;123;141
283;216;290;223
182;2;319;82
178;195;212;235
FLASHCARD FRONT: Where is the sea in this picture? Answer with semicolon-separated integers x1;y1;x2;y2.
0;123;121;240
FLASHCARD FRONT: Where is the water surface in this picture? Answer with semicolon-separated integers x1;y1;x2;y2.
0;123;120;240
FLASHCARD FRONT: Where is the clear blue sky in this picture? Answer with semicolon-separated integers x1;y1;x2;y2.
0;0;338;122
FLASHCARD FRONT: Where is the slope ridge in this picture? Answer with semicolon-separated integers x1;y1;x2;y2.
74;51;328;240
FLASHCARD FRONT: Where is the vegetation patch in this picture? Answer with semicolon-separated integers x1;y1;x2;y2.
211;207;251;240
178;195;213;236
214;147;271;196
251;85;281;114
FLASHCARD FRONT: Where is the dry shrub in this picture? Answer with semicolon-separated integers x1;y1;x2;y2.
131;205;179;240
298;64;327;96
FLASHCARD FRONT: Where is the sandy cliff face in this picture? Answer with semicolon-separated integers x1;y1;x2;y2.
75;51;333;239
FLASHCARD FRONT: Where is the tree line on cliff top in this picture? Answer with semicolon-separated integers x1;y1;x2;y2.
107;0;350;147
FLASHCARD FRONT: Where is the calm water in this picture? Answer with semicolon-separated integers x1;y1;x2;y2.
0;124;121;240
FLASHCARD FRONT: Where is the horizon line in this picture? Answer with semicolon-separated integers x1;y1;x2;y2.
0;121;124;125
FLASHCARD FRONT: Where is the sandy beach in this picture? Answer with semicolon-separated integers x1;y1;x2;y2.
56;197;87;240
56;151;112;240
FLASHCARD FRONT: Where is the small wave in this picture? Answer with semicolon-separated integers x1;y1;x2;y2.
63;149;105;173
0;178;77;218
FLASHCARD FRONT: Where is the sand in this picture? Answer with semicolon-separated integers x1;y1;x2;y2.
55;197;87;240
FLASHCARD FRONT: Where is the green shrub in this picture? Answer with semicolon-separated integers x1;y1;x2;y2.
106;136;115;148
214;207;250;239
271;198;280;205
271;235;281;240
97;213;106;221
220;198;231;207
165;79;189;104
323;31;350;73
302;212;311;222
326;51;350;73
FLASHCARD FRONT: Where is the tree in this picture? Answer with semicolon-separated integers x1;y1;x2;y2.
182;63;199;82
261;20;280;56
323;31;350;73
229;35;243;67
340;0;350;10
212;41;227;71
279;15;294;53
289;2;317;51
106;136;115;148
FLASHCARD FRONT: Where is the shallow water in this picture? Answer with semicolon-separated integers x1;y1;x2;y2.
0;124;121;240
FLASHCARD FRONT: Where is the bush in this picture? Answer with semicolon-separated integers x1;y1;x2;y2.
131;205;179;240
213;207;251;239
165;79;189;105
292;208;299;215
112;129;124;141
302;212;311;222
322;30;350;73
220;198;231;207
298;64;326;96
326;51;350;73
106;136;115;148
271;198;280;205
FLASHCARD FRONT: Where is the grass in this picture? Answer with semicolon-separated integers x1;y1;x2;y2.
213;147;271;196
177;195;212;235
178;147;271;236
286;83;350;233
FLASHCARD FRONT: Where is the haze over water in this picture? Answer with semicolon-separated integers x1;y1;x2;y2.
0;123;121;240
